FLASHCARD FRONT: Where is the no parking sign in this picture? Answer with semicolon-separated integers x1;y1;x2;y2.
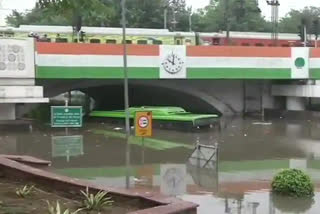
135;111;152;137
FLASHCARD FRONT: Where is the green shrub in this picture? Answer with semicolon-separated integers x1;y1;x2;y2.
47;201;83;214
272;169;314;197
272;194;314;213
80;187;113;211
16;185;34;198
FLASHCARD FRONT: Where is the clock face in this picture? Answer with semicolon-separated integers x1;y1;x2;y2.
162;52;184;74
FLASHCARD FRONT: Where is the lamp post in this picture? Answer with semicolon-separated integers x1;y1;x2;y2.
225;0;230;45
121;0;131;189
164;7;167;29
188;7;192;32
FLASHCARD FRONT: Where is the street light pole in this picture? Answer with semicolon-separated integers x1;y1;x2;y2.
304;25;307;47
164;7;167;29
172;8;177;31
121;0;131;189
189;8;192;32
225;0;230;45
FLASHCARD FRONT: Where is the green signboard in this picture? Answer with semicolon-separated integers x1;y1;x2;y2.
51;106;83;128
51;135;84;160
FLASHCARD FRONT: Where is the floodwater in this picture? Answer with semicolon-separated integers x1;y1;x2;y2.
2;117;320;213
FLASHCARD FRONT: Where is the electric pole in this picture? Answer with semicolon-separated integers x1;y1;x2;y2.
225;0;230;45
164;7;167;29
188;7;192;32
266;0;280;46
121;0;131;189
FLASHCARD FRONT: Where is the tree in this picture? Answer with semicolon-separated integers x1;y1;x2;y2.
37;0;115;28
7;0;190;31
197;0;269;32
165;0;190;31
298;18;307;42
312;19;320;41
279;7;320;34
6;7;70;27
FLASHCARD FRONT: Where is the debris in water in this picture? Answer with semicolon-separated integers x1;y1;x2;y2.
133;177;148;183
252;122;272;125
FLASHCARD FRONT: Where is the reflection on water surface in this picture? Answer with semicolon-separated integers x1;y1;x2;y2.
2;117;320;213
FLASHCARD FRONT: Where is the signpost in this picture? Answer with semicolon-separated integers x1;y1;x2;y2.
52;135;84;157
51;106;83;128
51;135;84;162
135;111;152;137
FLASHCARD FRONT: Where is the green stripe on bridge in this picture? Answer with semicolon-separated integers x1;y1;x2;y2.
187;68;291;79
37;67;159;79
37;66;293;79
310;69;320;79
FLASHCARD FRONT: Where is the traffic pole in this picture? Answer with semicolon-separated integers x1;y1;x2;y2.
122;0;131;189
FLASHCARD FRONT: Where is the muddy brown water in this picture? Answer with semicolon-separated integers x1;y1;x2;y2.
1;117;320;213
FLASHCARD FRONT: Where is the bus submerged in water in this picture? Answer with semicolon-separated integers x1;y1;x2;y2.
90;106;220;129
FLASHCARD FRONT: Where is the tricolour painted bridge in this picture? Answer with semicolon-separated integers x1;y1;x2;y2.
36;43;320;80
2;38;320;120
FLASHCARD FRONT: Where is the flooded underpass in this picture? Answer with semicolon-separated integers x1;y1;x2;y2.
2;117;320;214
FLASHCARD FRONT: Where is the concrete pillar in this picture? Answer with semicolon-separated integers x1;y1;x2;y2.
286;97;306;111
0;104;16;120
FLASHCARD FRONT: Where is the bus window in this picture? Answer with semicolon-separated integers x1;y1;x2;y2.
55;38;68;43
153;40;162;45
185;39;192;45
39;38;51;42
174;36;183;45
122;40;132;44
2;32;14;37
106;39;117;44
90;39;101;43
212;38;220;45
242;43;250;46
74;38;86;43
255;43;264;46
137;40;148;44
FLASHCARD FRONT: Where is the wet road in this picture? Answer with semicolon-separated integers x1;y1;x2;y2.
1;117;320;213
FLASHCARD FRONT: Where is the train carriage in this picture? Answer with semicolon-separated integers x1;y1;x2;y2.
1;24;319;47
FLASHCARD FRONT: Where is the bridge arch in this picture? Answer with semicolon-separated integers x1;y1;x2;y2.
39;79;235;115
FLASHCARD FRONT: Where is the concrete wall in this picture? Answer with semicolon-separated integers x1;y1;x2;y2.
0;104;15;120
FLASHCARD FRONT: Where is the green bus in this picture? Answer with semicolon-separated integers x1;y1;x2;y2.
90;106;220;129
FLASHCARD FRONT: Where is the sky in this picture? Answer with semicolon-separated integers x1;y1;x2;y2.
0;0;320;26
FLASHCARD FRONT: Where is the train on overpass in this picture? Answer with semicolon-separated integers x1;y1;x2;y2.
0;24;319;47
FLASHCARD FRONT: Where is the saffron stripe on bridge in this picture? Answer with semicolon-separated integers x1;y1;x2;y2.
36;43;160;56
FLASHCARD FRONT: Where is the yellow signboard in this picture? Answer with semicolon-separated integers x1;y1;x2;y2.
135;111;152;137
